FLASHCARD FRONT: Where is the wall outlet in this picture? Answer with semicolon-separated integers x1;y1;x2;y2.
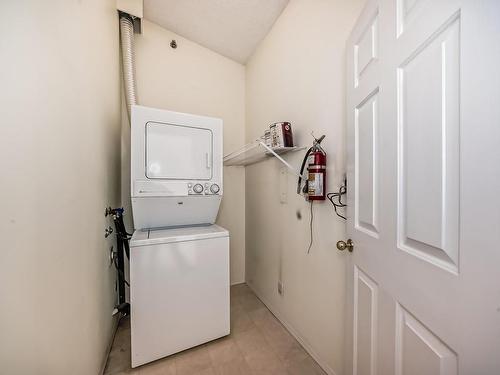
278;281;284;295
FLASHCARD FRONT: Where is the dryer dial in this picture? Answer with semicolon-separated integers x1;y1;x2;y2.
210;184;220;194
193;183;204;194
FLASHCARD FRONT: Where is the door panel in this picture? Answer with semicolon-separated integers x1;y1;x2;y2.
395;304;457;375
397;15;460;272
396;0;427;37
355;13;379;87
353;267;378;375
346;1;500;374
146;122;213;180
355;90;379;237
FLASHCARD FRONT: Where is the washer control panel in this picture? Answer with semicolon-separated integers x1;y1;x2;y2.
188;182;221;195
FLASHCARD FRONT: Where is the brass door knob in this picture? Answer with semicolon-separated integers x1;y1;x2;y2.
336;239;354;252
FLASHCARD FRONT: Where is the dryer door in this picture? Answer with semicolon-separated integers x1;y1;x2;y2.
145;122;213;180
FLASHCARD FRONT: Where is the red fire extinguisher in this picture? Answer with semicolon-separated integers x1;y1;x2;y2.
297;135;326;200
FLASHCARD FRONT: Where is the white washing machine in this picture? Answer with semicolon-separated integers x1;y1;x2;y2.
129;225;230;368
129;106;230;367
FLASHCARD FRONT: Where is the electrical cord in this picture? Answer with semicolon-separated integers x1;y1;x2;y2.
113;213;131;259
327;183;347;220
113;256;130;287
107;207;131;316
297;147;313;195
307;200;314;253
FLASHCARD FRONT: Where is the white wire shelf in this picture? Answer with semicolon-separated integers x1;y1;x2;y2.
223;140;306;178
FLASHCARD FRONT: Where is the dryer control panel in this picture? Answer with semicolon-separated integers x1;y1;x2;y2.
188;182;220;195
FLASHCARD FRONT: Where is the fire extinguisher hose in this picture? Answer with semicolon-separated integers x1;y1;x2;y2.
297;147;313;195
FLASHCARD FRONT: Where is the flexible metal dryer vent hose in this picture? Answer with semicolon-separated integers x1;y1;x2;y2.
120;15;137;118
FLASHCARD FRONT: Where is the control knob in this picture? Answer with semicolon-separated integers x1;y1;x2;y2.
193;183;204;194
210;184;220;194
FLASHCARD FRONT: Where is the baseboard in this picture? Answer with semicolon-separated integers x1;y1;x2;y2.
99;315;120;375
231;280;246;286
246;282;338;375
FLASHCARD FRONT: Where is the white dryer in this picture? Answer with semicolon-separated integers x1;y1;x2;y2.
131;105;223;229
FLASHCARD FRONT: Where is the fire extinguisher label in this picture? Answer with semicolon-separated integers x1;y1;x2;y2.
308;173;324;196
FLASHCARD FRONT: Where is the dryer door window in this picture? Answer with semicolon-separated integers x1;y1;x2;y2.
145;122;213;180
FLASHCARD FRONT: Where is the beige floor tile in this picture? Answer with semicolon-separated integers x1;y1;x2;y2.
231;283;252;297
231;296;242;308
285;356;327;375
191;368;216;375
230;303;246;317
239;293;266;313
137;356;176;375
261;322;298;360
175;345;212;375
247;306;275;327
207;336;244;366
213;358;253;375
231;309;256;333
270;339;306;363
234;327;272;356
113;371;139;375
231;284;253;307
259;312;288;333
278;343;310;365
105;346;132;374
113;329;131;348
255;368;289;375
243;348;287;374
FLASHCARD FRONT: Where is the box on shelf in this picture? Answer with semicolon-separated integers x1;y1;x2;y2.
269;122;293;148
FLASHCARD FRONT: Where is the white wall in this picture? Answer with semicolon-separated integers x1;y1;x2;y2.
245;1;364;374
0;1;121;374
121;20;246;284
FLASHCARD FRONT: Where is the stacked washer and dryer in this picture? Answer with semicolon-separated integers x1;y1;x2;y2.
129;105;230;368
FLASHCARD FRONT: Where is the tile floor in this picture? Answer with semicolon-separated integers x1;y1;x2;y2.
104;283;327;375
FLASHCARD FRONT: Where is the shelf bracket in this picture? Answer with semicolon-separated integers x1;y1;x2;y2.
258;141;306;179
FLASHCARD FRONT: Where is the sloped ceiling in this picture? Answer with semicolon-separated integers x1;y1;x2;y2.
144;0;289;64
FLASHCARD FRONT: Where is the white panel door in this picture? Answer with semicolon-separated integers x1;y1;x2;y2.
346;1;500;374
